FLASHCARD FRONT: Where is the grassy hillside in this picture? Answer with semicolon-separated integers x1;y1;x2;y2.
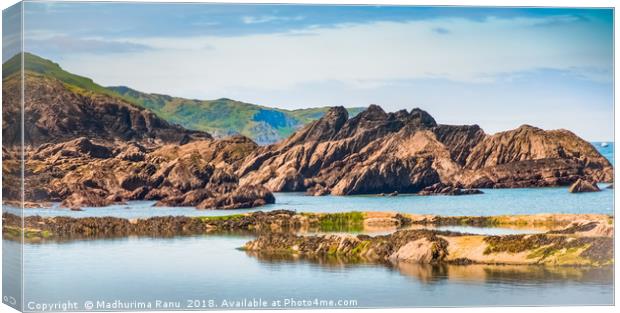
110;86;365;144
3;53;365;144
3;53;123;99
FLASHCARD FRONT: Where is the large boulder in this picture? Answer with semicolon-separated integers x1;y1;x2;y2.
197;184;275;210
568;179;601;193
32;137;113;160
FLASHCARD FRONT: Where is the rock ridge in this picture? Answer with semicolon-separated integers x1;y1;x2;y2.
238;105;613;195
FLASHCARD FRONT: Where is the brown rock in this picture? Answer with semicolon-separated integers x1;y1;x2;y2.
197;184;275;210
458;125;613;187
22;135;270;210
239;106;613;194
239;106;456;195
61;189;116;209
116;142;147;162
307;184;330;196
569;179;601;193
433;124;486;165
417;183;482;196
32;137;112;160
3;73;210;147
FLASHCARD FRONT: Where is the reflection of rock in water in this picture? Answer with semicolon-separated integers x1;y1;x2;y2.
392;262;613;285
245;250;373;269
244;249;613;285
390;263;450;283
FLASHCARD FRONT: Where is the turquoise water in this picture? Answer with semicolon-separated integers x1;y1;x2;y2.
12;236;612;310
7;185;613;219
594;142;614;165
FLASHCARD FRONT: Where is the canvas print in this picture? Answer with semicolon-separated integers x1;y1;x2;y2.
1;1;615;311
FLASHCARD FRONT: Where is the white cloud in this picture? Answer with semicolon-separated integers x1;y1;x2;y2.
57;16;611;99
241;15;304;24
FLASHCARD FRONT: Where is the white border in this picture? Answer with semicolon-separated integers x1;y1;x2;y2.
0;1;616;313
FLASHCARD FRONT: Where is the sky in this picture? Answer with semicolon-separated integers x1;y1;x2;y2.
3;2;615;141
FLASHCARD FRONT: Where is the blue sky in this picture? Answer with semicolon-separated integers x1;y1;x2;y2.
5;2;614;140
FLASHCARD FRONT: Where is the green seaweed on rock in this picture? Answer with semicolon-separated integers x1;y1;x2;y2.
317;212;365;232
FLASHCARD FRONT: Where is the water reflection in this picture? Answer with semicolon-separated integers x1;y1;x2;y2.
247;250;613;286
393;263;613;285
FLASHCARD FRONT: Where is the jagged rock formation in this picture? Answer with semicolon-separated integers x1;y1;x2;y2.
433;124;486;165
239;105;613;195
21;135;273;210
454;125;613;188
239;105;454;195
568;179;600;193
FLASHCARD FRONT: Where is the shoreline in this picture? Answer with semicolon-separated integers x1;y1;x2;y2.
2;210;613;267
3;182;614;210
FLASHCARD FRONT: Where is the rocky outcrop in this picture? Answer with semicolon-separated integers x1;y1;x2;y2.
2;71;268;210
22;136;270;210
245;225;613;266
433;124;486;165
417;183;482;196
239;106;613;195
568;179;600;193
1;210;401;241
2;73;210;147
239;105;458;195
4;210;612;247
196;184;275;210
32;137;113;160
455;125;613;188
2;210;314;240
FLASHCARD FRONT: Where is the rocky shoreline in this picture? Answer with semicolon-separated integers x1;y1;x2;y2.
3;81;614;210
3;210;613;267
244;218;613;267
4;136;275;211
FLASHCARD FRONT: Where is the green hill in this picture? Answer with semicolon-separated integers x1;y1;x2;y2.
109;86;364;144
3;52;122;99
4;53;365;144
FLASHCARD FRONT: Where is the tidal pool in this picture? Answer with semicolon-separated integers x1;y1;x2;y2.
8;235;613;310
